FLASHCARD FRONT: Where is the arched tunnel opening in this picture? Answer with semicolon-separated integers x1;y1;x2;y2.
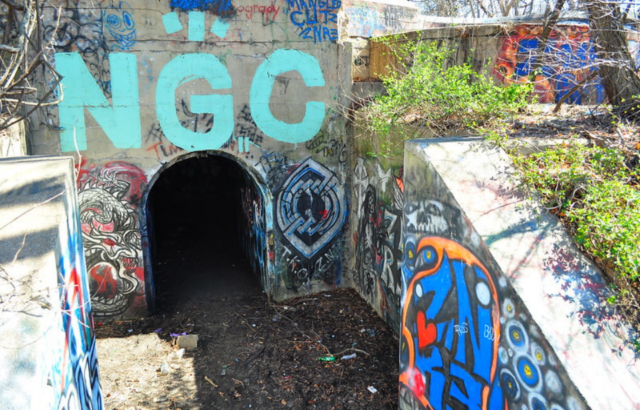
146;154;264;311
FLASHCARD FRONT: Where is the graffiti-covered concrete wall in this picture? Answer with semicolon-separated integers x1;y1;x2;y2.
0;157;102;410
360;22;640;105
398;138;640;410
343;0;424;38
29;0;351;318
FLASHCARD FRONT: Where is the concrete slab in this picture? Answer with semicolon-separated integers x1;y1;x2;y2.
0;156;102;410
405;137;640;409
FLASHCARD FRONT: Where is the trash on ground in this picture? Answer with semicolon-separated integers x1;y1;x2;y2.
204;376;218;388
367;386;378;394
318;356;336;362
177;334;199;349
341;353;357;360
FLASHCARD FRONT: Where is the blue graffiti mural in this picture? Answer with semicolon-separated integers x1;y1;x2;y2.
275;158;346;288
494;25;606;104
286;0;340;43
276;158;346;259
345;6;384;38
103;2;137;51
399;235;588;410
170;0;234;14
400;237;503;410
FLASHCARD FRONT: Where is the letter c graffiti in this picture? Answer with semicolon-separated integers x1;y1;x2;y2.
156;53;233;151
290;11;304;27
250;49;326;144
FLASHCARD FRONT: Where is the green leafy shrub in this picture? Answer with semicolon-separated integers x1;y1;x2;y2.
512;141;640;281
361;38;532;157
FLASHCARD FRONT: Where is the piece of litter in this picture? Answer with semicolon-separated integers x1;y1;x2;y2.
221;365;227;376
368;386;378;394
154;395;168;403
341;353;357;360
176;348;185;359
177;334;199;349
170;332;187;337
318;356;335;362
154;328;162;333
127;329;133;333
204;375;218;388
159;362;170;374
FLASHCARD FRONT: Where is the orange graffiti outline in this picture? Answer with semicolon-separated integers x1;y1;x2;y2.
399;237;501;410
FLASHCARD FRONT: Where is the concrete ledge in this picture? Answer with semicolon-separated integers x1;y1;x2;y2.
403;138;639;409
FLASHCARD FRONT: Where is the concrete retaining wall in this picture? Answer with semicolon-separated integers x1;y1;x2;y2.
0;156;102;410
398;138;640;410
355;21;640;105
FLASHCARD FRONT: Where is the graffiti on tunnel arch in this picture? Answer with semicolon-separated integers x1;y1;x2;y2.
240;180;267;282
275;158;346;287
76;160;148;318
400;237;586;410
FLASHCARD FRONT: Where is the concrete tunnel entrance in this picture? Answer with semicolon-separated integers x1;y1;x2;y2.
145;154;265;311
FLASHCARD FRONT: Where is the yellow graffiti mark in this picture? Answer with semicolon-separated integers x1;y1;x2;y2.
524;365;532;378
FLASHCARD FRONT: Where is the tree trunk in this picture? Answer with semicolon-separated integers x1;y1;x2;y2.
586;0;640;115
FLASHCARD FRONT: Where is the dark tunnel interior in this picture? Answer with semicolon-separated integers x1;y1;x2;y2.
147;154;262;310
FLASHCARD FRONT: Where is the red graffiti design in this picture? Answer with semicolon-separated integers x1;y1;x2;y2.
416;311;437;350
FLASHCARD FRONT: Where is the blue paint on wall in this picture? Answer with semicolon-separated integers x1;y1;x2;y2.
156;53;234;151
57;52;141;152
286;0;340;42
103;1;137;51
170;0;233;14
250;49;326;144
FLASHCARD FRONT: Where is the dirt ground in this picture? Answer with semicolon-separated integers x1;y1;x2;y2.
95;234;399;410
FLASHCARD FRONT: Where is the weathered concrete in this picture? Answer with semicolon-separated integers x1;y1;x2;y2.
400;138;640;409
0;156;102;410
0;120;27;157
351;20;639;105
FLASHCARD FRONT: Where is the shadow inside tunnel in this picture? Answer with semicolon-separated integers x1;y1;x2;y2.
147;154;263;311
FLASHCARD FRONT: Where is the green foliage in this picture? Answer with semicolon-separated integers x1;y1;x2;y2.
362;38;532;157
512;141;640;281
